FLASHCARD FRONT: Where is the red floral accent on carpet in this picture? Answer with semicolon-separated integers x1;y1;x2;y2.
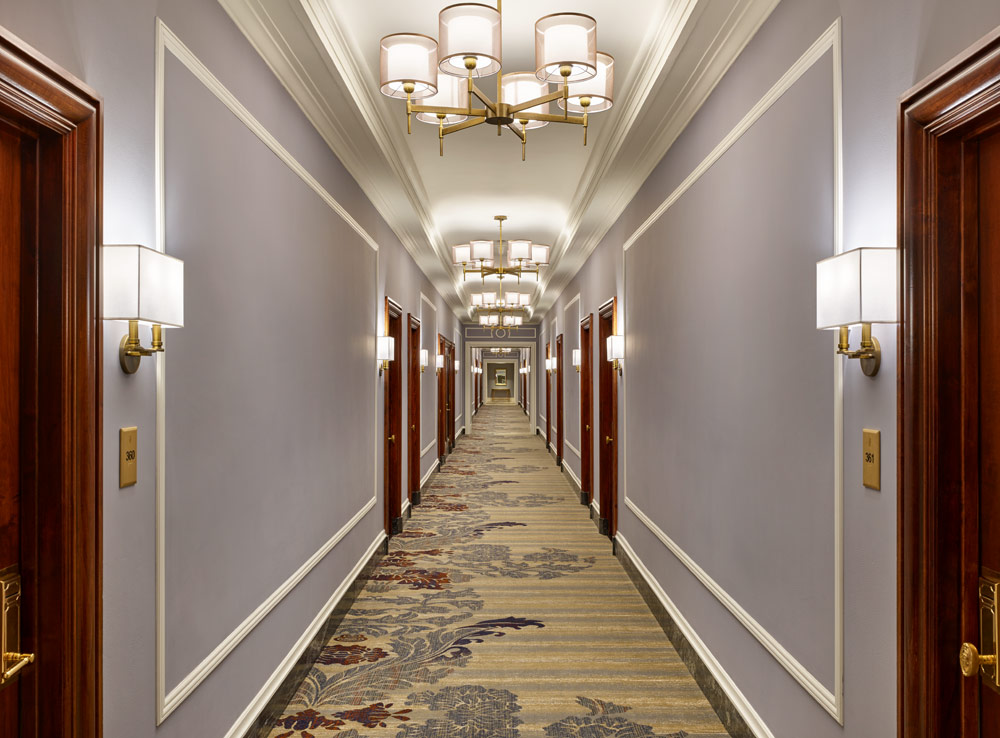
379;549;452;568
332;633;367;642
370;568;456;590
274;708;345;736
335;702;412;728
317;644;390;666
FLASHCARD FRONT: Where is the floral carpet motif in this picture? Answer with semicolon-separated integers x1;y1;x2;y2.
268;405;730;738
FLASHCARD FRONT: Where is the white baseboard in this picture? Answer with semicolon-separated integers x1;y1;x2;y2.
223;530;387;738
420;462;436;489
563;462;582;490
615;533;774;738
458;425;466;436
401;499;411;517
591;499;601;516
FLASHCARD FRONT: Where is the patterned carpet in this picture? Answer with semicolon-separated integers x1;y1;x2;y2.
270;404;730;738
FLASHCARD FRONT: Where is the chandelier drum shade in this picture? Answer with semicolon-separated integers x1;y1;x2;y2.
379;34;439;99
378;1;614;159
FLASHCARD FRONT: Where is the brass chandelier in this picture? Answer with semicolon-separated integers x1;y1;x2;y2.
378;2;615;160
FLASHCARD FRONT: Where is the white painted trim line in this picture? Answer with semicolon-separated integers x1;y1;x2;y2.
166;496;377;720
563;293;581;312
402;499;411;517
622;19;841;253
615;534;775;738
455;413;464;423
563;461;582;491
420;292;438;311
538;414;548;424
222;531;386;738
620;19;844;723
535;426;544;437
565;440;582;458
591;499;600;515
421;440;437;457
457;425;466;436
155;19;381;723
420;462;437;489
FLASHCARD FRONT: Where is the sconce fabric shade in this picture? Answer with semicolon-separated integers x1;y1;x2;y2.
471;240;494;261
816;247;899;329
455;360;460;370
558;51;614;113
607;335;624;361
509;240;532;261
530;244;550;264
438;3;502;78
377;336;395;362
417;73;470;124
471;292;484;306
453;244;472;264
479;315;489;325
419;349;429;367
502;72;550;130
436;354;445;369
488;314;499;326
572;349;581;366
535;13;597;83
380;34;438;99
103;244;184;327
482;291;497;305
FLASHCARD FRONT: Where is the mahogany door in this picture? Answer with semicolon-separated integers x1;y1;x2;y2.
437;334;446;462
383;299;403;535
407;315;420;504
447;342;456;448
0;32;102;737
556;334;564;467
899;34;1000;737
598;299;618;538
545;341;551;448
580;315;594;504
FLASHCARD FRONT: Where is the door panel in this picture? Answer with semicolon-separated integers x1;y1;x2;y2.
545;341;551;447
384;302;402;535
556;334;564;467
598;301;618;538
407;316;420;503
581;316;593;503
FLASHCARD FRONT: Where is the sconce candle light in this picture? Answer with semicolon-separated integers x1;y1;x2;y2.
377;335;395;374
419;349;429;372
816;247;899;377
571;349;581;372
102;244;184;374
607;334;624;376
436;353;445;371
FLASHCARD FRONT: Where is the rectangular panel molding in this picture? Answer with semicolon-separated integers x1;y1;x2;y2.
621;17;844;723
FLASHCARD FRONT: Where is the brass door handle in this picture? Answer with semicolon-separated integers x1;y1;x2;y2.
3;652;34;682
961;642;996;677
388;435;396;443
411;425;416;431
605;435;613;444
585;425;590;431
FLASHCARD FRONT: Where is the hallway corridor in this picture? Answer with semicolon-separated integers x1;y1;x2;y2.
270;404;729;738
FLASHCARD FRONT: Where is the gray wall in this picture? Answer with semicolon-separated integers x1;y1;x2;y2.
535;0;1000;736
0;0;461;736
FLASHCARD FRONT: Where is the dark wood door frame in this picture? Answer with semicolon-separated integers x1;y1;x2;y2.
383;298;403;536
598;298;619;538
545;341;551;449
437;334;446;463
0;25;102;738
449;342;457;443
899;28;1000;738
580;314;594;506
556;334;564;467
407;314;420;506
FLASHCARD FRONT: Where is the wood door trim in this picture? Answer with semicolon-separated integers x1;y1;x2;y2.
407;314;420;502
556;334;564;466
899;29;1000;738
0;23;103;738
581;314;593;502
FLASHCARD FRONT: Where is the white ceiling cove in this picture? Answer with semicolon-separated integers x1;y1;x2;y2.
219;0;780;319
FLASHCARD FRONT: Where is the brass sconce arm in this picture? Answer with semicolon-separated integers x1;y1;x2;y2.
835;324;881;377
120;320;166;374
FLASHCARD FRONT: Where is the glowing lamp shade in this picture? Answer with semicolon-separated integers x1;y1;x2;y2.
482;291;497;305
103;244;184;327
453;244;472;264
479;315;489;325
503;315;515;326
502;72;550;130
488;314;499;326
535;13;597;83
816;248;899;329
417;72;471;124
607;335;624;362
530;244;550;265
377;336;395;362
559;51;614;113
455;360;460;370
419;349;429;367
471;292;484;307
436;353;445;369
379;34;438;99
438;4;501;78
471;239;493;261
572;349;581;367
509;239;532;261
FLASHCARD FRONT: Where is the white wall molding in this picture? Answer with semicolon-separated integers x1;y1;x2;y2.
615;534;775;738
154;18;379;723
222;531;386;738
563;461;582;491
420;462;437;489
565;440;582;458
563;293;581;312
421;440;437;457
620;18;845;723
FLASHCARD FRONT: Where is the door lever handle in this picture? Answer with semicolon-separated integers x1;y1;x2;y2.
605;435;613;445
411;424;416;431
388;435;396;443
961;642;996;677
3;652;34;682
585;424;590;431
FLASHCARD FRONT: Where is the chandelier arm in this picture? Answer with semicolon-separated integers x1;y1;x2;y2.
442;117;488;135
505;123;525;142
514;112;585;125
409;105;489;117
506;90;566;115
469;83;499;115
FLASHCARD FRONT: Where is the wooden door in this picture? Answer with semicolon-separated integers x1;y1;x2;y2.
383;299;403;535
437;335;446;462
556;334;564;467
899;30;1000;737
407;315;420;504
580;315;594;504
0;31;102;737
449;344;456;444
598;299;618;538
545;341;551;448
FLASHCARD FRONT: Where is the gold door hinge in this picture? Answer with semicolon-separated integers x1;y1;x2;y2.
1;565;35;689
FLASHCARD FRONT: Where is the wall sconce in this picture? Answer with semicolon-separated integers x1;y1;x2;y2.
102;245;184;374
436;353;445;372
572;349;581;372
607;334;624;376
377;335;395;375
419;349;429;372
544;358;552;374
816;247;899;377
455;360;460;371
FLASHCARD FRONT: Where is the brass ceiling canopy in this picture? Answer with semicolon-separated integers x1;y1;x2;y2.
379;2;615;160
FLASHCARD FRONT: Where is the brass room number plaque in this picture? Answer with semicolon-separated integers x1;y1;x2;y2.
120;426;137;488
862;428;880;490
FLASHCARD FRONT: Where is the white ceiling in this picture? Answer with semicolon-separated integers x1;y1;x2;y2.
219;0;781;319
